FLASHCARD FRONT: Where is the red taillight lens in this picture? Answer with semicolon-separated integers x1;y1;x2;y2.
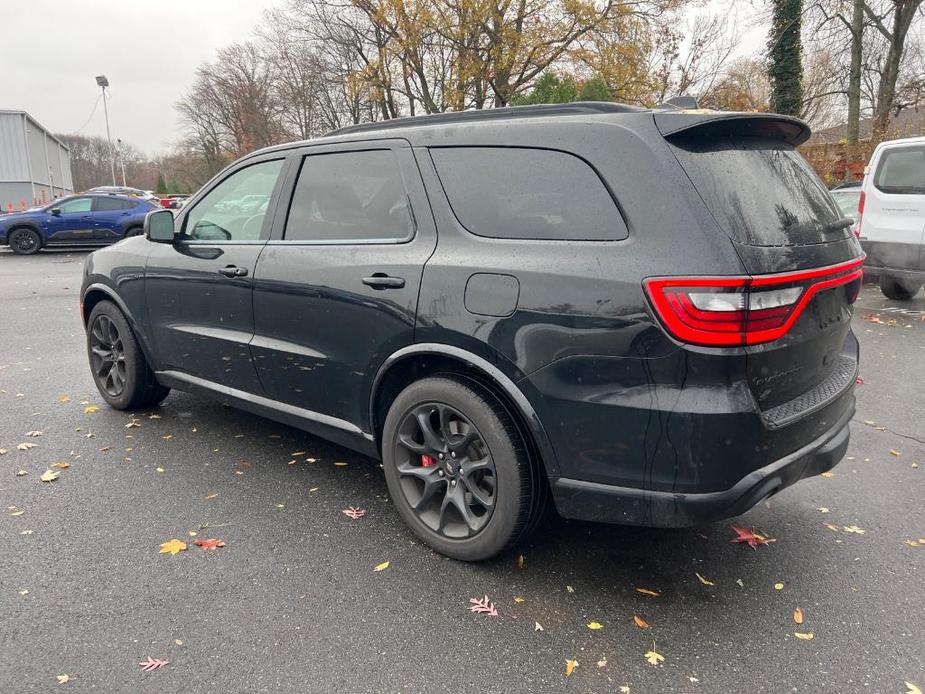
644;257;865;346
855;190;865;237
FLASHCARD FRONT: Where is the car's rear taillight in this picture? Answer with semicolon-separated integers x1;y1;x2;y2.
855;190;865;237
644;257;865;346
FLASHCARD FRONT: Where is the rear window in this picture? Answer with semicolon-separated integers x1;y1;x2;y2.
669;137;848;247
93;197;134;211
830;189;860;217
430;147;627;241
874;146;925;194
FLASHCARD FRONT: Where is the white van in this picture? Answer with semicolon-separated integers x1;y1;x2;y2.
859;136;925;300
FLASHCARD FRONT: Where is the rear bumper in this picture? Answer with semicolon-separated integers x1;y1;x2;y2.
551;400;853;527
860;239;924;279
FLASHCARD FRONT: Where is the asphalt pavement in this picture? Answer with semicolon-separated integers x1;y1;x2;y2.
1;248;923;693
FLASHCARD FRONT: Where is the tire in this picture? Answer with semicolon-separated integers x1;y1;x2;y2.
879;274;922;301
124;226;143;238
7;227;42;255
382;375;543;561
86;300;170;410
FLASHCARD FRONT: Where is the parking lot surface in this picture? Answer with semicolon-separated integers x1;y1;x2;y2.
1;249;923;693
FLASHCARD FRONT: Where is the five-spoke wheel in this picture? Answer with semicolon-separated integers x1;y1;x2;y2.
89;314;127;397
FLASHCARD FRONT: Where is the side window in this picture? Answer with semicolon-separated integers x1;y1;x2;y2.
284;149;414;242
183;159;283;241
874;146;925;195
431;147;627;241
57;197;92;214
93;197;132;212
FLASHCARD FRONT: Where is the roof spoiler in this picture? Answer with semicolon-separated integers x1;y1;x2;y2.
654;111;812;147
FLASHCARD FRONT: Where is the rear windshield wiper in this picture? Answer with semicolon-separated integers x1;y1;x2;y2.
823;218;853;233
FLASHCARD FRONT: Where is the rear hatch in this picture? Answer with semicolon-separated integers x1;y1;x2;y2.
655;112;864;421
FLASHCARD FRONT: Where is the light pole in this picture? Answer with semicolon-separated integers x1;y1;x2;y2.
95;75;116;186
116;138;127;187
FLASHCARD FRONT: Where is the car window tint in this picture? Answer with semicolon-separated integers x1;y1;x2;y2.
57;198;92;214
430;147;626;241
284;150;413;242
874;146;925;194
830;190;860;217
184;160;283;242
93;197;132;212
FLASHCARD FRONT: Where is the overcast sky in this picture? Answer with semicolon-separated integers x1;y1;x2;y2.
0;0;280;154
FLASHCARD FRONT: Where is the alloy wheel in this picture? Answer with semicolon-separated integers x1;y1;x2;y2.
9;229;37;253
89;314;127;397
393;402;497;539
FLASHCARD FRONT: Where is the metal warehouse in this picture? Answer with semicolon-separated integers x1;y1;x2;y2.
0;110;74;212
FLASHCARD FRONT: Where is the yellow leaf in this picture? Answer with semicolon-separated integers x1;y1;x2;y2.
175;639;184;646
905;682;922;694
816;507;830;513
188;531;197;537
513;596;525;603
586;621;604;630
824;523;841;532
636;587;660;597
204;493;218;500
634;615;650;629
40;470;60;483
890;449;901;457
774;582;785;590
620;687;630;693
17;442;37;450
644;649;665;666
565;659;578;677
820;471;835;478
51;461;70;469
373;561;390;572
84;405;99;414
291;451;306;456
156;467;165;473
695;572;715;586
793;607;804;624
56;674;70;684
334;461;348;467
596;657;607;668
309;487;319;492
794;632;814;640
0;448;7;455
57;394;71;403
159;539;188;555
843;525;866;534
9;510;24;517
516;554;525;569
566;585;574;593
16;469;28;476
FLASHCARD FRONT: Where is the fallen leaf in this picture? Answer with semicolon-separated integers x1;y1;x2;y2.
275;503;285;508
9;510;24;517
816;507;830;513
906;682;922;694
56;674;70;684
291;451;306;456
174;640;183;646
633;615;650;629
635;587;660;597
736;578;744;587
843;525;866;534
156;467;165;473
587;621;604;630
19;589;29;595
516;554;525;569
40;470;60;483
0;448;7;455
342;507;366;520
794;632;814;640
204;493;218;500
188;531;197;537
620;687;630;693
125;420;141;428
774;582;785;590
695;572;715;586
287;460;297;466
534;621;544;631
51;461;70;469
25;430;43;437
820;471;835;478
57;394;71;403
138;657;169;671
84;405;99;414
161;435;173;441
824;523;841;532
513;596;525;603
20;529;34;535
793;607;804;624
566;585;574;593
334;461;348;467
308;486;319;492
730;525;776;549
159;539;188;555
565;659;578;677
99;446;111;452
16;469;28;477
17;442;37;451
596;657;607;668
373;561;390;572
468;595;498;616
193;538;225;550
645;649;665;666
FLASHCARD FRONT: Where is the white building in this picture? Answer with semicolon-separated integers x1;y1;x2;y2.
0;110;74;212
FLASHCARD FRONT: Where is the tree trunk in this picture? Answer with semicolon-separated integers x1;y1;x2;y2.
845;0;864;144
767;0;803;117
868;0;924;140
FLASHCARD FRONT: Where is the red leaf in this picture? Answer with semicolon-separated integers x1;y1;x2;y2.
855;377;865;385
193;538;226;550
468;595;498;616
342;507;366;520
138;657;169;671
729;525;776;550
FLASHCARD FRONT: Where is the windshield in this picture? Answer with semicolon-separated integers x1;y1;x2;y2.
830;190;860;218
874;146;925;195
669;137;850;247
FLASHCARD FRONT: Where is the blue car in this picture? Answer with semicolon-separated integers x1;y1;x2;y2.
0;193;157;255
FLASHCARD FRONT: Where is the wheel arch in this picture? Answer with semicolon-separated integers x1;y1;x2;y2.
5;223;44;247
370;344;560;478
81;283;158;368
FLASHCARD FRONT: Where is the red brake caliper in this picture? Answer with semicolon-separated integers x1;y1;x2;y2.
421;454;436;468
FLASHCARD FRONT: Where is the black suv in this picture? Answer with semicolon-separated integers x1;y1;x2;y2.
81;103;864;561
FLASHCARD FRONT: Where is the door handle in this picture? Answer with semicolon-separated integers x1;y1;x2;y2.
218;265;248;278
362;274;405;289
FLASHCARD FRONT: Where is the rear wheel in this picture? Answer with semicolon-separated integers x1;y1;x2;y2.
382;375;542;561
124;226;143;238
879;275;922;301
8;228;42;255
87;301;170;410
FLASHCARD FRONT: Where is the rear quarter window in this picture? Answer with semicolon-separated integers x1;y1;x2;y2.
430;146;627;241
874;146;925;194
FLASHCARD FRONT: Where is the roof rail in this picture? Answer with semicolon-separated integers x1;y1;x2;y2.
327;101;645;136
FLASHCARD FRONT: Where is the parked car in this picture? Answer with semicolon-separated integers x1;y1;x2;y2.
857;136;925;300
829;181;862;233
159;195;190;210
88;186;159;203
0;194;157;255
80;104;864;561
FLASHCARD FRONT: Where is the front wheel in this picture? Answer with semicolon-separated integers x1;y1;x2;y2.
382;376;542;561
7;228;42;255
879;275;922;301
86;301;170;410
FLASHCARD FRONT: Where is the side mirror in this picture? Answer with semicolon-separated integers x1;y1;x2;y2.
145;209;176;243
50;207;61;216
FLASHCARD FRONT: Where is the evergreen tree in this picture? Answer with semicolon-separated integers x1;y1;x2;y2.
512;73;579;105
767;0;803;116
155;173;168;195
